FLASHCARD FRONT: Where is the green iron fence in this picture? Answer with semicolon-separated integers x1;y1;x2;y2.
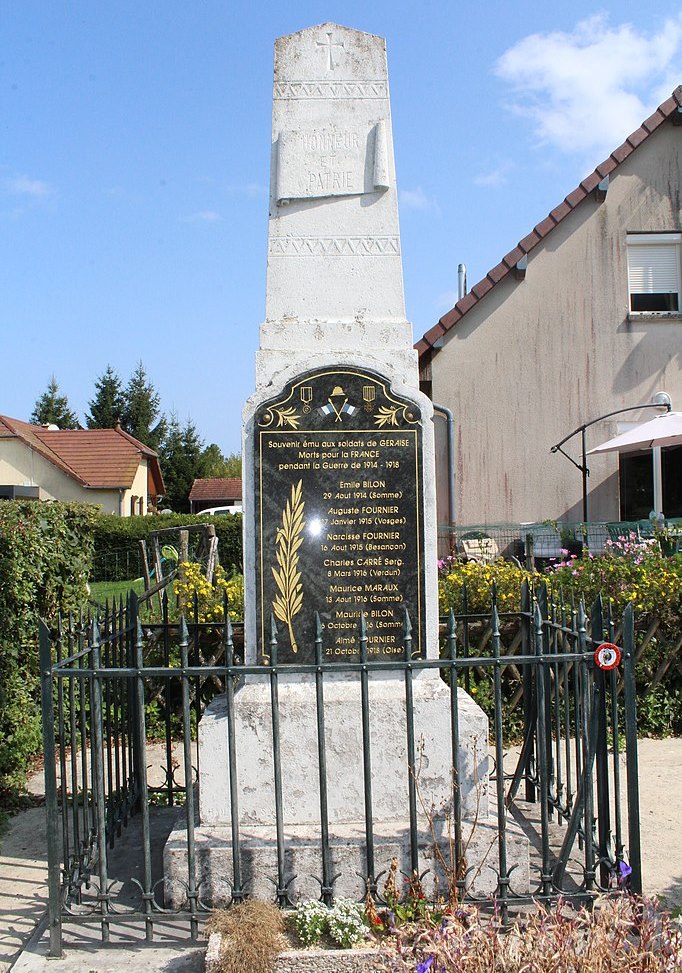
39;586;641;954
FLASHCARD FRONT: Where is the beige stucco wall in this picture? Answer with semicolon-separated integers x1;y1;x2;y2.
429;122;682;527
0;440;150;515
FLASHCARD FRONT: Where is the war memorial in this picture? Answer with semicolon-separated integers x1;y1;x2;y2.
165;23;528;904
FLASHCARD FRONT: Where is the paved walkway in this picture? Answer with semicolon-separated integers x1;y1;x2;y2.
1;739;681;972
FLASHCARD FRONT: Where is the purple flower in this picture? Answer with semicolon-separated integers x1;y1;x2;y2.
416;957;434;973
618;860;633;885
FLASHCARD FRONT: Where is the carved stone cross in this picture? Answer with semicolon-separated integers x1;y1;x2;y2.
316;31;344;70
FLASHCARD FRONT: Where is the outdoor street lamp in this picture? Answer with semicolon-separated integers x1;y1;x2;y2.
550;392;672;524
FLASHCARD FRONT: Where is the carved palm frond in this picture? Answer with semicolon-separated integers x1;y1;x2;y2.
274;406;301;429
271;479;305;653
374;405;400;427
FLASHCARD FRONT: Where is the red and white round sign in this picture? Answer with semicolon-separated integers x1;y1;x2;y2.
594;642;621;671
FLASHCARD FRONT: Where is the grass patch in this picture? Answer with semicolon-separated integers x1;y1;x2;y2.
89;577;145;605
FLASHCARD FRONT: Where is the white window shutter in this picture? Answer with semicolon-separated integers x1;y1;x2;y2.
628;243;681;294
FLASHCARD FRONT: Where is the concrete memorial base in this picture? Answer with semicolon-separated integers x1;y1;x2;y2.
163;675;530;906
166;816;531;907
199;675;489;827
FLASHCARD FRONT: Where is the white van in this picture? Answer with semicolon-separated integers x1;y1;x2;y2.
198;505;242;516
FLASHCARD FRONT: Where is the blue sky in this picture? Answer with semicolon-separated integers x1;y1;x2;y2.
2;2;682;453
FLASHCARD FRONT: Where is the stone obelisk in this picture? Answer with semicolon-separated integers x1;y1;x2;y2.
165;25;520;906
246;22;437;663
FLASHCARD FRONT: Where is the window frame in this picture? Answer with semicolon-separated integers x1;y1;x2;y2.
626;232;682;316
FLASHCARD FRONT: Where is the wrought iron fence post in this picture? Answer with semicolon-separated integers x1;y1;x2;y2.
622;604;642;894
314;613;334;905
359;613;376;895
179;617;199;939
39;620;63;957
446;609;464;899
223;604;244;903
578;602;596;892
133;608;154;941
520;580;535;802
90;620;111;941
591;595;612;888
534;602;553;899
269;616;289;906
402;608;419;877
491;598;509;919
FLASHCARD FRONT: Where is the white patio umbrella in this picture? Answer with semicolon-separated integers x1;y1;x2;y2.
588;410;682;516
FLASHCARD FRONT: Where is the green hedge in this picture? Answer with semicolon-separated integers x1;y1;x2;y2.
91;512;243;581
439;542;682;736
0;501;96;790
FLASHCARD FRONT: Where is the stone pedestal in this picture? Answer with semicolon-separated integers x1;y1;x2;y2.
200;675;488;829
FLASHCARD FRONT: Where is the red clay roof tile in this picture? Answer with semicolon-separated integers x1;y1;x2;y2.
502;246;525;268
423;322;447;345
471;277;493;299
579;173;601;193
564;187;586;208
641;110;666;134
439;306;463;329
189;478;242;501
595;158;617;178
534;216;557;238
0;416;164;494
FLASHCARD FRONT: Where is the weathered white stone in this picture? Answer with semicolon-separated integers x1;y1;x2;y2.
199;677;489;827
165;816;531;907
264;24;406;337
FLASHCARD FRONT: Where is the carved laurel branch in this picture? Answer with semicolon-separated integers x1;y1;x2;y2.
272;479;305;653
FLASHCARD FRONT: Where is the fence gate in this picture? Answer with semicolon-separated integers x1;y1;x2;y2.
39;586;642;955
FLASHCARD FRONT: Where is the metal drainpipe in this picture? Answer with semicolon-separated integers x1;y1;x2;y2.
118;488;124;517
432;403;456;526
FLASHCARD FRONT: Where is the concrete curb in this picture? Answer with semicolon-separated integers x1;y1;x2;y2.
205;932;381;973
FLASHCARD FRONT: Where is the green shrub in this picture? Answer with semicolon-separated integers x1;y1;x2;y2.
90;512;243;581
0;500;96;792
438;542;682;737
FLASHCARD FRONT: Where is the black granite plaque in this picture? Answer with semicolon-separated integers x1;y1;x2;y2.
254;367;425;664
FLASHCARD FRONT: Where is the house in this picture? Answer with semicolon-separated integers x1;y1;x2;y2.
0;416;165;516
417;87;682;528
188;477;242;514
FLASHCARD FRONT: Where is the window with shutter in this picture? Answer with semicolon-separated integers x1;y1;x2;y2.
627;233;682;312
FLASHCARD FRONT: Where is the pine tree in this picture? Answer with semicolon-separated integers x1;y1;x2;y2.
86;365;126;429
120;361;166;449
30;376;80;429
201;444;242;478
159;414;206;512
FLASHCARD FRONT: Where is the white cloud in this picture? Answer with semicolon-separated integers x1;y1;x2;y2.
184;210;223;223
495;15;682;157
399;186;439;213
474;161;513;188
4;174;52;197
225;182;267;198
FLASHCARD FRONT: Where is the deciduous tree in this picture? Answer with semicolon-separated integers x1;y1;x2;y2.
201;444;242;478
